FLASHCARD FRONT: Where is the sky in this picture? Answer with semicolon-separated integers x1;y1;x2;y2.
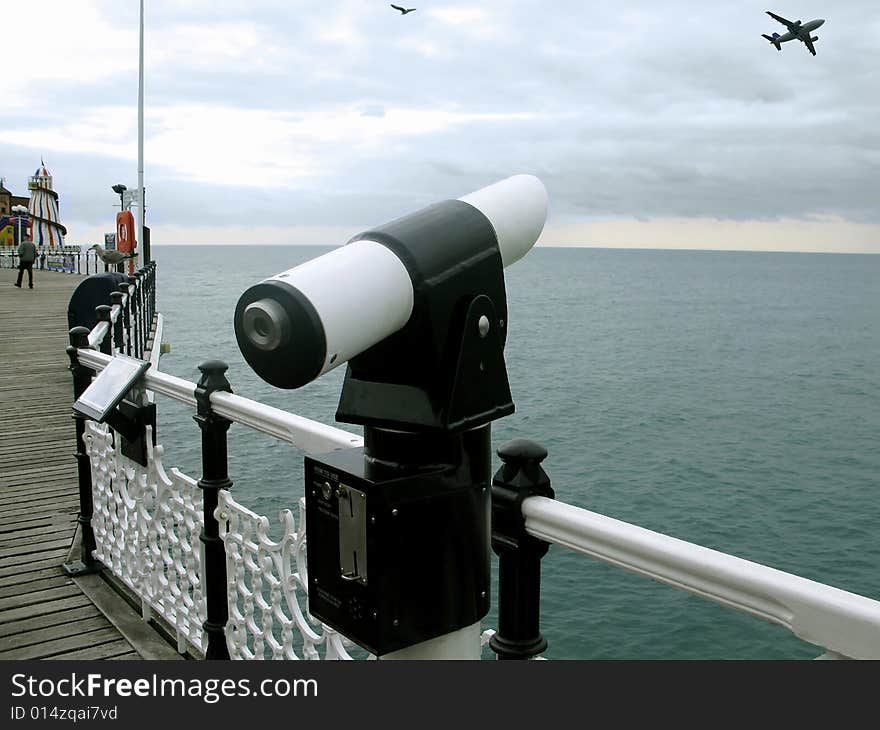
2;1;879;253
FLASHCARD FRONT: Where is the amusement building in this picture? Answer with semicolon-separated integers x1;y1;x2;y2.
0;162;68;249
0;162;85;271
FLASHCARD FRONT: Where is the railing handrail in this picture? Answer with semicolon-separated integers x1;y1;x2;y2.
76;347;363;454
522;495;880;659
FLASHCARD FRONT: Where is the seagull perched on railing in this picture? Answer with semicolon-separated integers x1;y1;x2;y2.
90;244;137;265
391;4;416;14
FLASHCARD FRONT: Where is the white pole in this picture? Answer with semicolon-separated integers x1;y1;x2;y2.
137;0;145;268
378;623;482;660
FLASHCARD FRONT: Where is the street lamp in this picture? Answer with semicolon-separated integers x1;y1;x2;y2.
112;184;127;210
11;204;28;247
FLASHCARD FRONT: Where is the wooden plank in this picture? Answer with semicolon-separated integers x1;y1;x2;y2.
0;480;78;495
0;513;74;532
0;554;68;578
0;487;77;504
0;615;111;652
0;500;78;518
46;639;136;660
0;582;82;612
0;524;74;547
0;465;78;484
0;490;79;509
3;537;72;559
0;626;125;660
0;525;71;544
0;604;103;639
0;451;77;468
0;565;66;589
0;480;77;497
0;574;71;599
0;592;92;624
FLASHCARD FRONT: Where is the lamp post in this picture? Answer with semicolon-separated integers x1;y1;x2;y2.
112;184;127;212
111;184;128;273
11;204;27;248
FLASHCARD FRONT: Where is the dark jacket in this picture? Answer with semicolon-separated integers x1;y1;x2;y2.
18;240;37;264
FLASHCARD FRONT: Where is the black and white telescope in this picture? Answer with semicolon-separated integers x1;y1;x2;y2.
235;174;547;418
235;175;547;655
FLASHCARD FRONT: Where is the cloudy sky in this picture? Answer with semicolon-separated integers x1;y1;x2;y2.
3;1;879;252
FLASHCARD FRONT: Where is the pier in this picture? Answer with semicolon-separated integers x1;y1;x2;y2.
0;267;178;660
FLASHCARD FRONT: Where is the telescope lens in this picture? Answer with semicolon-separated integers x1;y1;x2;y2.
242;298;290;351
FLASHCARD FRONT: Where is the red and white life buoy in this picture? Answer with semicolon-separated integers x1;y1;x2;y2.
116;210;136;253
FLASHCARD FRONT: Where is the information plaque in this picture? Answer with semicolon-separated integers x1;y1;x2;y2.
73;354;151;422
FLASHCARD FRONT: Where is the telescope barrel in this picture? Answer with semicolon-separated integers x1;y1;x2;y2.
235;175;547;390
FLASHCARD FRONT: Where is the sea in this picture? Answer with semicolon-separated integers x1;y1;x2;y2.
149;245;880;659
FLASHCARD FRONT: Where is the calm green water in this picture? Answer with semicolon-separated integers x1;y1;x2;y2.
151;245;880;659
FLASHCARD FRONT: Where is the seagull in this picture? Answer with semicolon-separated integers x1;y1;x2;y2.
90;244;137;265
391;4;416;14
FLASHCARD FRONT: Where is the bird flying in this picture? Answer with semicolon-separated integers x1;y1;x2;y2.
90;244;137;265
391;4;416;14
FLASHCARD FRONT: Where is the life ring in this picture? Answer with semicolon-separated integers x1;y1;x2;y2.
116;210;136;253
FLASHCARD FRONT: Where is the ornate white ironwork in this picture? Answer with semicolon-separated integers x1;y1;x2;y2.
217;492;358;660
84;421;206;654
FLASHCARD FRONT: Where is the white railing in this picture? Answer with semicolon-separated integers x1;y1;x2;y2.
1;246;106;274
77;348;363;454
85;421;206;654
75;277;880;660
522;496;880;659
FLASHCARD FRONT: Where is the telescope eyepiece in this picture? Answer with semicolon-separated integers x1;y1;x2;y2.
242;298;290;352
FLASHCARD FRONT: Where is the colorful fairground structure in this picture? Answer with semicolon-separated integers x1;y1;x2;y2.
27;160;68;247
0;162;83;272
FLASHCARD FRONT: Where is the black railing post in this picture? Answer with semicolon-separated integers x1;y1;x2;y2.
144;265;153;344
194;360;233;660
120;282;132;356
62;327;102;576
134;271;145;357
149;262;156;323
95;305;113;356
489;438;555;660
129;276;140;358
110;292;124;354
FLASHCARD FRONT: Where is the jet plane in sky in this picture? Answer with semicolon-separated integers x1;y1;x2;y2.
762;11;825;56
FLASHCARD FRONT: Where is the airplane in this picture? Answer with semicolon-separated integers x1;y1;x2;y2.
762;11;825;56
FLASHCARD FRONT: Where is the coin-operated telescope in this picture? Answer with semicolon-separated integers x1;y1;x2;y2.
234;175;547;657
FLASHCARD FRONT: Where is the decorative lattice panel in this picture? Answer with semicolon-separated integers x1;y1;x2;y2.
85;421;206;654
217;492;358;660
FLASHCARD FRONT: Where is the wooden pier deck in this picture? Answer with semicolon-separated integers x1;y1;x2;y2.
0;265;179;660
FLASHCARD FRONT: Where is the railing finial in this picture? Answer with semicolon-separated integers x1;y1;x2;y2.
489;438;554;660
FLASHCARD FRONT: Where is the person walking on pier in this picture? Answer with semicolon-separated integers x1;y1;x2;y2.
14;237;37;289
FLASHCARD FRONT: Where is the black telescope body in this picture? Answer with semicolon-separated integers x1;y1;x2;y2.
339;199;512;432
